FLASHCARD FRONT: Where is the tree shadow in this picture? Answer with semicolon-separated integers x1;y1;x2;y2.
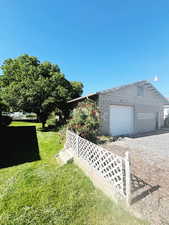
131;174;160;204
0;126;40;169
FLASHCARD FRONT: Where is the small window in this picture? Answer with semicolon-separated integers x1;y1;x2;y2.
137;86;144;96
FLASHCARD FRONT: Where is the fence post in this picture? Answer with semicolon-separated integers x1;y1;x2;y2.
125;151;131;205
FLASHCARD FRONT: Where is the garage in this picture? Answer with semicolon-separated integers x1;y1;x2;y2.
68;80;168;136
136;112;157;133
109;105;134;136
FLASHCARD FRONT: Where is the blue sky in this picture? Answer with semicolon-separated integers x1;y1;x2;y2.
0;0;169;96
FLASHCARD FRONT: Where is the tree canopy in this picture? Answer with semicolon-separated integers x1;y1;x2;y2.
0;99;8;117
0;54;83;128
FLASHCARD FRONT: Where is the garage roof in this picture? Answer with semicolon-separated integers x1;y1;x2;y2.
67;93;98;103
68;80;169;105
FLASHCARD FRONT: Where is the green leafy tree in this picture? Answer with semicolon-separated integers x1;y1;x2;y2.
0;54;83;128
0;99;11;127
0;99;7;117
68;99;100;141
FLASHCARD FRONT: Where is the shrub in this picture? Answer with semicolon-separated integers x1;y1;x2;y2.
0;116;12;127
46;112;57;129
58;125;67;143
68;99;100;141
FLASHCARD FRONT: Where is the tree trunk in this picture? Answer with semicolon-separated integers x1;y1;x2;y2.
42;121;45;129
58;113;63;125
36;113;41;123
36;113;45;129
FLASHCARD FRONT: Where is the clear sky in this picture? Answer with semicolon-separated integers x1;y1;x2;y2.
0;0;169;96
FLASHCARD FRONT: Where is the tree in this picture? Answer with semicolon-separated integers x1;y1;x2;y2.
68;99;100;141
70;81;83;98
0;54;83;128
0;99;7;117
0;99;11;127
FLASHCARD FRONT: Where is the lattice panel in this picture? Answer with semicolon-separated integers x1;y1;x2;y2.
66;130;126;197
65;130;77;154
78;136;125;196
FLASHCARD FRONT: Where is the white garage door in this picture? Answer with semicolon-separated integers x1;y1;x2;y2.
110;105;134;136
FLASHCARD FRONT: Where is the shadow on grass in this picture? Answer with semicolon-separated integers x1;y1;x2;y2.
0;126;40;169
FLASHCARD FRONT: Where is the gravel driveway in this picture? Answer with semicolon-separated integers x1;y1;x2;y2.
102;129;169;225
115;129;169;168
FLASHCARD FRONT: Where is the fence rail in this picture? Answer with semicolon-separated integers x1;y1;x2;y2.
65;130;131;205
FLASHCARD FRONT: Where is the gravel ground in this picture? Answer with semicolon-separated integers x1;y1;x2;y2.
115;129;169;168
101;129;169;225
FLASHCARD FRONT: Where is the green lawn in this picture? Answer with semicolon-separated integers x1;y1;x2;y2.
0;122;147;225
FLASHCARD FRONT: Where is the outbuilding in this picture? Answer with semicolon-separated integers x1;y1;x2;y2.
68;80;169;136
163;98;169;120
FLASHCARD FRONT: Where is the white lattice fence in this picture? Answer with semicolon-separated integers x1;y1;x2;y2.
65;130;78;154
65;130;131;204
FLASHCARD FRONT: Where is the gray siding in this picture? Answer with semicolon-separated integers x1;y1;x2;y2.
99;84;164;136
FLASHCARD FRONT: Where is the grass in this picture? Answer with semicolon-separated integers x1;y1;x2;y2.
0;121;148;225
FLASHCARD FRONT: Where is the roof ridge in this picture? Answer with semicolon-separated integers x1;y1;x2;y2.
98;80;147;94
68;80;169;105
